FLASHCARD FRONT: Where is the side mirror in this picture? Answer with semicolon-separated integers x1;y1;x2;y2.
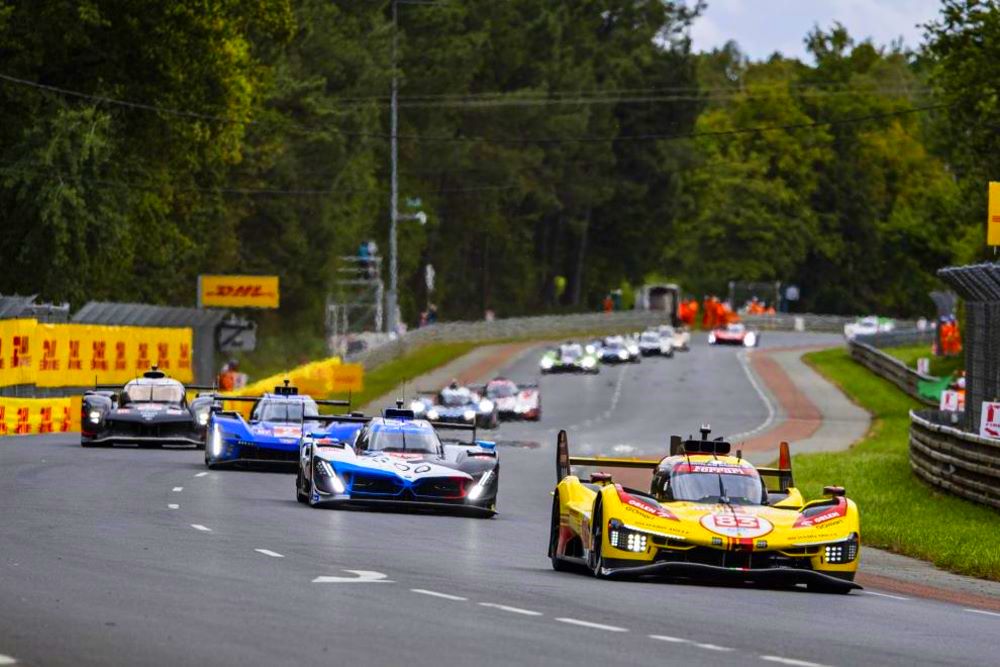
823;485;846;497
475;440;497;451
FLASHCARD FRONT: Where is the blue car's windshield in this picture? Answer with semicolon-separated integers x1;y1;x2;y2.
253;399;319;423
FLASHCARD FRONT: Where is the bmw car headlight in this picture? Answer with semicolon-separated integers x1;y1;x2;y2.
315;459;346;494
463;410;477;422
479;399;494;413
426;409;440;421
209;424;223;458
468;469;494;501
744;332;757;347
88;410;101;423
540;357;554;370
410;401;426;414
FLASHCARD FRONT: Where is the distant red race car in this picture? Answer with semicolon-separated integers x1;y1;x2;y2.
708;322;759;347
480;377;541;421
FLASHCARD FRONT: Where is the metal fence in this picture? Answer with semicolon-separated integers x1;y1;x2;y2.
847;339;937;406
910;409;1000;511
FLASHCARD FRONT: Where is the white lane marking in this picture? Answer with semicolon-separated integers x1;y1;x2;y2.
167;504;179;510
555;618;627;632
313;570;393;584
728;350;777;442
190;524;211;532
694;643;734;652
254;549;284;558
760;656;830;667
172;487;183;492
965;608;1000;618
478;602;542;616
0;654;16;665
411;589;467;601
195;472;208;477
649;634;690;643
863;591;910;601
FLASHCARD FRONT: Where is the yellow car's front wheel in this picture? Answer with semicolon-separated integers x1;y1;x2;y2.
588;500;607;578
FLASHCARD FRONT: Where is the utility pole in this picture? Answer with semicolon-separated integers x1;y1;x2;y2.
387;0;400;335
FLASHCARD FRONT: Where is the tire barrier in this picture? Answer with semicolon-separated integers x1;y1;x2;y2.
0;396;80;435
847;339;937;406
910;409;1000;511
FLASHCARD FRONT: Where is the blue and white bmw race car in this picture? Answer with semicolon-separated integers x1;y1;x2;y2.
295;407;499;517
205;382;356;469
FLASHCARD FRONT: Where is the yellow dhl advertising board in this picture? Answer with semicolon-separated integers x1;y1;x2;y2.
0;396;80;435
989;182;1000;246
224;358;363;418
0;320;194;388
199;275;280;309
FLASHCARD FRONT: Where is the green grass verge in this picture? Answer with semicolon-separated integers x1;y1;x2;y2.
327;342;481;409
880;344;963;378
797;347;1000;581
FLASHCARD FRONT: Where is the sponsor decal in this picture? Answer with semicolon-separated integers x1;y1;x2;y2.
700;512;774;539
794;497;848;528
199;275;280;309
980;401;1000;439
673;462;755;476
273;426;302;439
616;484;678;520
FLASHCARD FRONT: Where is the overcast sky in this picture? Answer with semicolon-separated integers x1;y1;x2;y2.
688;0;944;61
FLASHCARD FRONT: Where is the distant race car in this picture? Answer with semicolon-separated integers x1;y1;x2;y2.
604;335;640;363
598;341;634;365
844;316;895;340
296;407;500;517
205;382;354;468
708;322;759;347
637;330;673;357
410;382;499;429
548;428;861;593
540;343;599;374
658;325;691;352
81;367;215;448
479;377;541;421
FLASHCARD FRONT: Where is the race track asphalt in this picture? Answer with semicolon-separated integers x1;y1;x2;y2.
1;332;997;667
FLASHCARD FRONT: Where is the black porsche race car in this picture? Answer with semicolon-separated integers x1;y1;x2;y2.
80;367;215;448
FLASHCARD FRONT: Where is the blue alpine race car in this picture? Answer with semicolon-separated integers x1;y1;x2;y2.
205;383;357;469
295;407;499;517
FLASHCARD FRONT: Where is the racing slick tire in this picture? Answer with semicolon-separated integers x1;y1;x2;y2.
548;493;573;572
296;470;309;504
588;499;607;578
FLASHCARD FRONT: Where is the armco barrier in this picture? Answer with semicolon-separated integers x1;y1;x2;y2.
910;409;1000;511
847;339;937;406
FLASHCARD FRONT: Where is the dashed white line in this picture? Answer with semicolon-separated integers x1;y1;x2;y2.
172;487;183;492
863;591;910;601
410;589;467;601
555;618;627;632
478;602;542;616
190;524;211;532
0;654;17;665
167;504;179;510
694;643;733;652
760;656;830;667
728;350;777;442
195;472;208;477
254;549;284;558
649;634;689;643
965;608;1000;618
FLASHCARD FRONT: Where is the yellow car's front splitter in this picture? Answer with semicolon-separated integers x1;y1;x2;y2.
598;559;861;593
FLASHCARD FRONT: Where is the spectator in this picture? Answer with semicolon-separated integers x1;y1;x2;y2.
427;304;438;324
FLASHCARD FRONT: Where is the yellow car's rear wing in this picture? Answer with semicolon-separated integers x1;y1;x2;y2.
755;441;794;493
556;430;661;482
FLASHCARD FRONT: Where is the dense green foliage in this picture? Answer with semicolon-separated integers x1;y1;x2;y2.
799;347;1000;581
0;1;996;326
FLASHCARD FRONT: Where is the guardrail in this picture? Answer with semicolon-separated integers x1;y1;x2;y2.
910;409;1000;511
847;339;937;406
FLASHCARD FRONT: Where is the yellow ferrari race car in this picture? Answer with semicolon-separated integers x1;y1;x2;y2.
547;427;861;593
